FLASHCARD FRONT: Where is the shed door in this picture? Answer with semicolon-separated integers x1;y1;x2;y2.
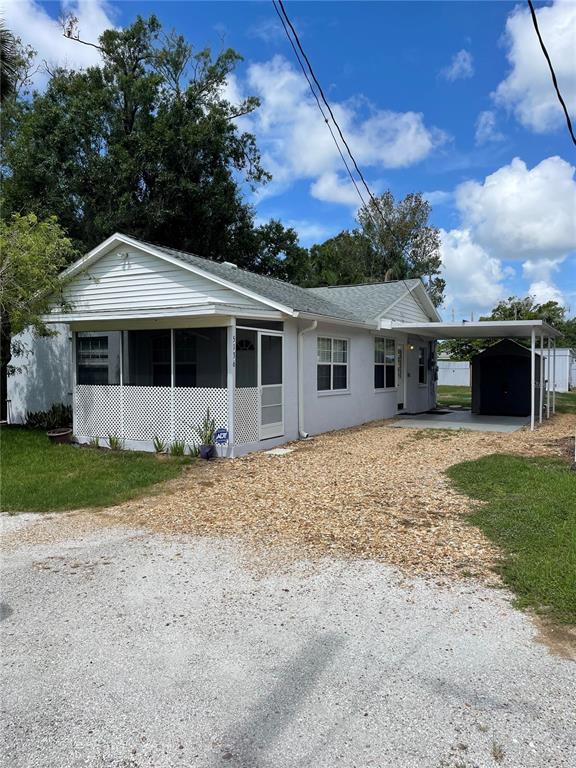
259;333;284;440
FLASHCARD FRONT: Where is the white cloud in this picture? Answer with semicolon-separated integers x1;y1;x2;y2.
440;49;474;82
527;280;565;305
522;256;565;282
235;55;445;200
423;190;452;206
310;172;360;207
455;156;576;261
494;0;576;133
474;110;504;145
439;228;511;314
3;0;116;86
286;219;334;246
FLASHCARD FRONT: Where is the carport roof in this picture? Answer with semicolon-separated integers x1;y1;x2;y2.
381;319;562;339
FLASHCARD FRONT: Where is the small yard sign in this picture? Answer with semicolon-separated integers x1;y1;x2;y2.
214;428;229;445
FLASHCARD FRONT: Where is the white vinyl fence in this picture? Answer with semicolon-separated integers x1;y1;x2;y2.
437;360;470;387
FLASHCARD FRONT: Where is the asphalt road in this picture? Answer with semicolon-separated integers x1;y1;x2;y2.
1;519;574;768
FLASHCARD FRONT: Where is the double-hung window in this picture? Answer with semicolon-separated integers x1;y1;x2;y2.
317;337;348;391
418;346;427;385
374;338;396;389
77;335;109;385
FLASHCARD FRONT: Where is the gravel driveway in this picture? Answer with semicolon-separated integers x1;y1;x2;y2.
1;518;574;768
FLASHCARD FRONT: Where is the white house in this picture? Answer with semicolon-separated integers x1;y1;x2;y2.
8;233;441;454
8;233;562;450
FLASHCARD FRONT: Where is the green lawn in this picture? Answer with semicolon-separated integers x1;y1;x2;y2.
448;454;576;624
1;427;188;513
437;385;576;413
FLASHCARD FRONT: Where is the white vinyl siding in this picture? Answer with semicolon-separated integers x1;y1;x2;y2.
384;292;430;323
62;246;267;314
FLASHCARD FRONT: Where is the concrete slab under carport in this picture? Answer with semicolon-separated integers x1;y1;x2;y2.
389;409;529;433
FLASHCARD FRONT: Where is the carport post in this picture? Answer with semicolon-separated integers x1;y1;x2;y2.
552;338;557;414
546;336;551;418
539;332;544;424
530;328;535;431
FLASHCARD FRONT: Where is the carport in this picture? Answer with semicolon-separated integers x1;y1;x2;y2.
381;319;562;430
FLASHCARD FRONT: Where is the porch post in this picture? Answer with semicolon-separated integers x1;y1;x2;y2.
119;331;124;438
530;328;535;431
226;319;236;454
546;336;551;418
552;338;557;414
71;330;77;438
170;329;175;442
539;332;544;424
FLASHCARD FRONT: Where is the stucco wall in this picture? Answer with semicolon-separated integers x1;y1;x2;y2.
299;323;435;437
7;324;71;424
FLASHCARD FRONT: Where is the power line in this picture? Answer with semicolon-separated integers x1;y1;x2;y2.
276;0;391;226
271;0;375;225
527;0;576;147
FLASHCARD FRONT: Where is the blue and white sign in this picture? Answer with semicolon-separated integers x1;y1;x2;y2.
214;428;229;445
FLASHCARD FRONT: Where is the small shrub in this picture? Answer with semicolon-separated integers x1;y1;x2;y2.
107;434;124;451
25;403;72;430
152;435;166;453
89;437;100;449
169;440;186;456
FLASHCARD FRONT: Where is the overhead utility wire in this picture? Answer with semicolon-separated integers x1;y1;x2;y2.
276;0;391;228
271;0;375;226
527;0;576;147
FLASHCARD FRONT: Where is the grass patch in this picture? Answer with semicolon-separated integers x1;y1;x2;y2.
437;385;576;413
437;385;471;408
1;427;189;513
448;453;576;624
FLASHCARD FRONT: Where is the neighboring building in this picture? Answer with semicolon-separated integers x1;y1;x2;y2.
8;233;440;455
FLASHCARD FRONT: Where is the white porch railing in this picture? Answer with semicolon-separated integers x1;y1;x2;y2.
74;384;228;445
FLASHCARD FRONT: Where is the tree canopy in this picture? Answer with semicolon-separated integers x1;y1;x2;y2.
0;213;77;419
1;16;273;267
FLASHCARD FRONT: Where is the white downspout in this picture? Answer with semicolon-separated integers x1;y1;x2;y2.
539;332;544;424
552;338;557;414
298;320;317;438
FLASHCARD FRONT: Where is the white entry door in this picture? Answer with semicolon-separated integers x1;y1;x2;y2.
259;332;284;439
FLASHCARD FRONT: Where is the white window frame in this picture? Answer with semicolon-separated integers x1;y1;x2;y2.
374;337;396;390
317;336;350;394
418;346;428;386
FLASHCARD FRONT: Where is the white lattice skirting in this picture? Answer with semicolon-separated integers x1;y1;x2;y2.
74;385;228;445
234;387;260;445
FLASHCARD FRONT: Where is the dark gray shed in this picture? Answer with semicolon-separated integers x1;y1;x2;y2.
471;339;542;416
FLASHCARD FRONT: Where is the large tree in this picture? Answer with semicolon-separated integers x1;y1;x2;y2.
301;192;444;305
357;191;444;305
1;16;277;268
0;213;76;420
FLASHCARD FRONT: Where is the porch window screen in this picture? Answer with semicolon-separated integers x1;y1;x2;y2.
77;332;120;385
175;328;226;387
418;347;427;384
317;337;348;391
374;338;396;389
124;330;171;387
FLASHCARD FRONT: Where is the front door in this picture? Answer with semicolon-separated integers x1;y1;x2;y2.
259;332;284;439
397;346;405;411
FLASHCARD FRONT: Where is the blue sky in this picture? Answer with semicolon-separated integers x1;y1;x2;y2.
6;0;576;319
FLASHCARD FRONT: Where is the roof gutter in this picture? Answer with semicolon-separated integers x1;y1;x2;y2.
298;320;317;439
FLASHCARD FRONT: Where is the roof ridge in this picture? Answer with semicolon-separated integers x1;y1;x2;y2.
309;278;422;289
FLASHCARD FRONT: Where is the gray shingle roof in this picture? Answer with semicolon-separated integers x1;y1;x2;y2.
135;237;427;324
147;242;362;322
309;280;423;322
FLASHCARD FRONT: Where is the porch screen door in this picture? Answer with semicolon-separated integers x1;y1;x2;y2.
259;333;284;439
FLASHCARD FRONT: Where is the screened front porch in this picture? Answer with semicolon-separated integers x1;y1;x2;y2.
72;321;284;450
